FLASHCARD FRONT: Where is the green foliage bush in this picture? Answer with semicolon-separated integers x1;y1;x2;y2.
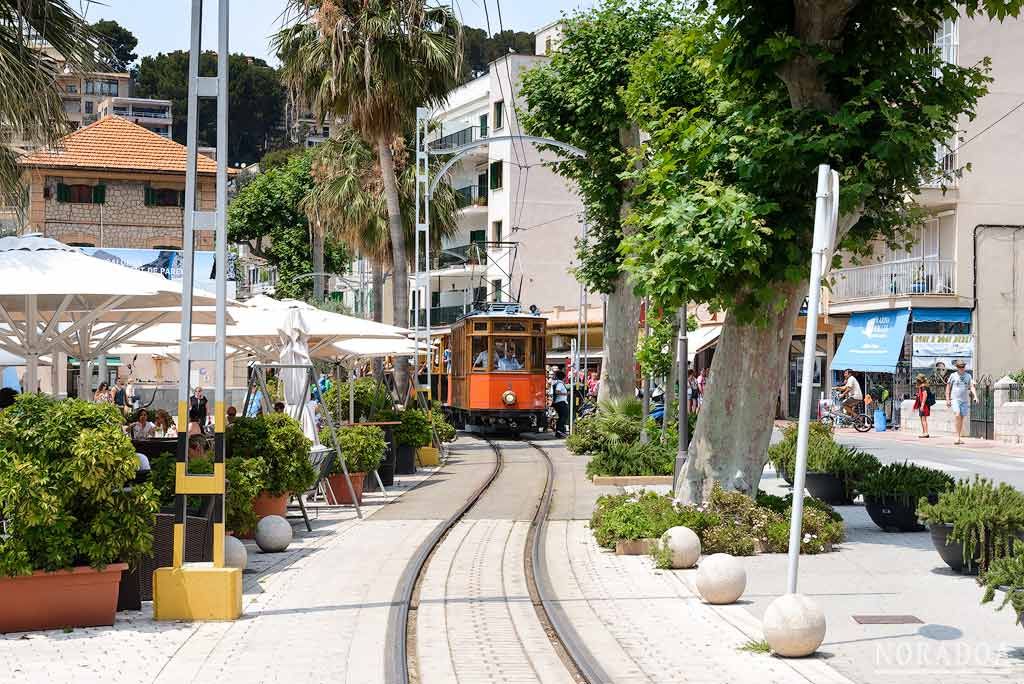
322;377;393;422
320;425;386;474
767;426;879;501
393;409;432;448
591;484;843;561
917;476;1024;573
981;543;1024;624
429;410;456;443
585;440;675;478
225;457;269;535
227;414;315;495
0;395;159;576
857;461;954;506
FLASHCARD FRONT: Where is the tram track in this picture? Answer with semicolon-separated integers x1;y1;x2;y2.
384;436;597;684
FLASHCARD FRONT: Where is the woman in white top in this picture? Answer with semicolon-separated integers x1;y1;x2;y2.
152;410;177;438
130;409;156;441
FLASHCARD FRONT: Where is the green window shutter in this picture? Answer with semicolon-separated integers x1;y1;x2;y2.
144;187;153;206
92;184;106;204
178;190;186;208
489;160;502;190
56;183;69;202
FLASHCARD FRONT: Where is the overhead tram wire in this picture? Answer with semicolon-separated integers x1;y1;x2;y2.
955;98;1024;152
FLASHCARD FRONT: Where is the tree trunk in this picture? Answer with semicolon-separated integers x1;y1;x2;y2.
371;257;384;323
311;220;325;302
678;280;805;503
377;136;410;400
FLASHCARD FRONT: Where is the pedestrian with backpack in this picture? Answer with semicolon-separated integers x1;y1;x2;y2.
911;374;935;438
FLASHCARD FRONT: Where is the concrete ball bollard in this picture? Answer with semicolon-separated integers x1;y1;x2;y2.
254;515;293;553
763;593;827;657
695;553;746;604
224;534;248;570
661;526;701;569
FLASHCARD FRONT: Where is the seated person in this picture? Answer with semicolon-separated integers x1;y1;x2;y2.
134;452;152;484
153;409;177;438
497;350;523;370
187;405;204;436
130;408;156;440
227;405;238;425
188;434;209;460
473;349;488;368
273;401;286;413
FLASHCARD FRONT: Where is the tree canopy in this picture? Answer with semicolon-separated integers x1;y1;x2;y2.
91;19;138;74
134;51;285;166
227;151;348;300
461;28;534;81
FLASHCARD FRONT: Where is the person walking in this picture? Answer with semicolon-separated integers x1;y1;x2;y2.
551;369;570;438
945;360;977;445
93;381;113;404
189;386;208;430
113;378;129;416
687;369;700;413
911;374;934;438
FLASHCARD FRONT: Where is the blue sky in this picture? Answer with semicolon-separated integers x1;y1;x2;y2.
84;0;596;66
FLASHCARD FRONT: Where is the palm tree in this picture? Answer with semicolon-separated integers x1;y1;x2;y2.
276;0;462;396
1;1;103;209
303;125;460;323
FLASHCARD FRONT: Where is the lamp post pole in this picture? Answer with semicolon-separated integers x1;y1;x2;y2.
675;304;688;488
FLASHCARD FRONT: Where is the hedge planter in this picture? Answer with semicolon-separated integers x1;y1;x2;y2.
252;491;288;519
864;495;928;532
0;563;127;633
805;472;853;505
326;472;366;505
929;523;981;574
378;447;396;487
395;444;417;475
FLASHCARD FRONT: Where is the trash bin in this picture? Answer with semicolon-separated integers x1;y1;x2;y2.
874;408;887;432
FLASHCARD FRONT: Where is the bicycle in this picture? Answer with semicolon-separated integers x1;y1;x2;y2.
819;391;872;432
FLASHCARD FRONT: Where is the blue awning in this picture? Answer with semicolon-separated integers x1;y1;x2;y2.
912;307;971;324
832;309;911;373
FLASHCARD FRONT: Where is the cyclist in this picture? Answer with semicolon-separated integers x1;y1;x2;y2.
837;369;863;418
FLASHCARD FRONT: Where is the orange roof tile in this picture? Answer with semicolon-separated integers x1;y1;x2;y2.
18;115;221;176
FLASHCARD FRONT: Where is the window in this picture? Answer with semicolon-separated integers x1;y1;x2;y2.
145;187;185;207
492;278;503;302
473;286;487;304
469;229;486;246
935;18;958;66
545;37;553;55
493;100;504;130
151;244;181;250
492;220;503;243
84;101;94;115
493;338;525;370
431;291;441;308
531;337;544;369
471;336;489;370
489;160;503;190
494;321;526;332
56;183;105;204
85;79;118;96
322;126;330;137
65;84;78;94
479;113;489;138
67;241;95;247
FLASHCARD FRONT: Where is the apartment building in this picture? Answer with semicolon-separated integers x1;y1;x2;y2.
756;13;1024;426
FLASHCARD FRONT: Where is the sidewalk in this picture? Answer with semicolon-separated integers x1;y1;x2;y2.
0;469;441;684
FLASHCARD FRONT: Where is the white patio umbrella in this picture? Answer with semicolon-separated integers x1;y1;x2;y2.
0;235;215;396
278;307;319;442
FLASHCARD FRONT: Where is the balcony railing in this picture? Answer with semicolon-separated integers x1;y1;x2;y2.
432;124;487;152
922;146;958;188
830;258;956;301
413;305;470;326
417;242;490;271
131;109;171;119
454;184;487;209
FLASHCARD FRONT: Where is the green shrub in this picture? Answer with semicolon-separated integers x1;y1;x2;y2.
225;456;269;535
768;429;880;501
0;395;159;576
227;414;315;495
320;425;387;474
566;416;606;455
918;476;1024;573
701;522;757;556
981;543;1024;624
149;452;214;512
322;377;393;422
590;491;718;549
429;409;456;443
393;409;432;448
585;440;674;478
756;490;842;523
857;461;954;506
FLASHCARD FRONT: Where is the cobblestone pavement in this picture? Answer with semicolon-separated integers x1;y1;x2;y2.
416;439;575;684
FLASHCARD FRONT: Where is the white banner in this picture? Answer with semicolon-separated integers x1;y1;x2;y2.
912;333;973;371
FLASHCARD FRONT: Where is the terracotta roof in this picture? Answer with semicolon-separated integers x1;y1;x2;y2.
18;115;221;176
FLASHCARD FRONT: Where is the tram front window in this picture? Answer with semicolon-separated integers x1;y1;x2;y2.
494;338;525;370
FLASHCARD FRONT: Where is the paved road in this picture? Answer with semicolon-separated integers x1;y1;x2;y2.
832;429;1024;489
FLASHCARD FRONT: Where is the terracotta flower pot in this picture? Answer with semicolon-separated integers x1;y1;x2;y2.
326;472;366;505
252;490;288;519
0;563;127;633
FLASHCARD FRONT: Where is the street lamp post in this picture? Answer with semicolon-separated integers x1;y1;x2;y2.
675;304;688;488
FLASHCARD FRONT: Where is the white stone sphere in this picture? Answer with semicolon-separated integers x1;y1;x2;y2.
695;553;746;604
661;526;701;569
224;534;248;570
763;593;827;657
254;515;293;553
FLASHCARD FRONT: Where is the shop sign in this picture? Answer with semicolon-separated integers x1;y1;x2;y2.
912;333;973;371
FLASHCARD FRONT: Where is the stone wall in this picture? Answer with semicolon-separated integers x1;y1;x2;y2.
900;399;964;435
37;175;215;250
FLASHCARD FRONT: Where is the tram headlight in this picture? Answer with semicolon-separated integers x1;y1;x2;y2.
502;390;517;406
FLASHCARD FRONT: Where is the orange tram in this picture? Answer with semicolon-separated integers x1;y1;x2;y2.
433;304;548;434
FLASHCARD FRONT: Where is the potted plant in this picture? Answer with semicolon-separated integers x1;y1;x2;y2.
393;409;431;475
802;443;880;505
857;461;953;532
766;422;834;486
320;425;386;505
917;476;1024;574
980;544;1024;627
225;457;269;536
227;414;316;519
0;395;158;632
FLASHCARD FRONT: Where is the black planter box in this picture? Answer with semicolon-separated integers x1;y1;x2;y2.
376;444;396;487
929;523;979;574
865;496;926;532
805;472;853;505
395;444;417;475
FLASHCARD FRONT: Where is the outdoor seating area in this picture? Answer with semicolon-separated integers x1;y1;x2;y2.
0;234;456;636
